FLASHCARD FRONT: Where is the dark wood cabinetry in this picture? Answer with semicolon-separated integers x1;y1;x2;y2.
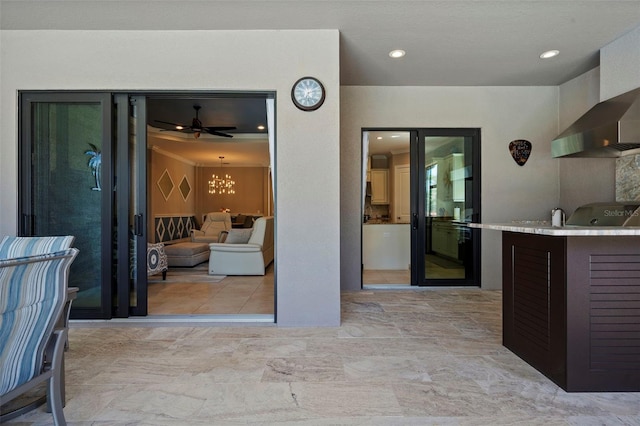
502;231;640;392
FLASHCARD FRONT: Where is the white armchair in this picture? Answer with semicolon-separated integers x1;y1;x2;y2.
208;216;274;275
191;212;231;243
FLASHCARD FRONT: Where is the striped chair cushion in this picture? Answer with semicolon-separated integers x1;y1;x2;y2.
0;236;75;259
0;249;78;396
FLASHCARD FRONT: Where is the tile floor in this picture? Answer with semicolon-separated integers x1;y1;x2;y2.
6;289;640;425
149;256;458;317
363;255;466;285
148;264;274;315
363;269;411;285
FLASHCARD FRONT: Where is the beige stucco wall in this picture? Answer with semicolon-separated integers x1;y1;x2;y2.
600;25;640;101
0;29;341;326
341;86;560;291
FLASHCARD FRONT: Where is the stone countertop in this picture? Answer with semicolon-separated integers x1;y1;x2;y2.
363;221;409;225
469;222;640;236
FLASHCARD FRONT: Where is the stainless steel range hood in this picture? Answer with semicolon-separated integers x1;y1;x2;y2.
551;87;640;158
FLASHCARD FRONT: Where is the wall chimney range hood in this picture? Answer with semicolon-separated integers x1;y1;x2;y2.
551;87;640;158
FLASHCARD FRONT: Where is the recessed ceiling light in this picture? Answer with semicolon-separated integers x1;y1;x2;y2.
257;125;265;130
389;49;406;59
175;125;184;130
376;136;383;140
540;50;559;59
391;135;400;138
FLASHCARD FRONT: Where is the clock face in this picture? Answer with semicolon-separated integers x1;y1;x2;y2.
291;77;325;111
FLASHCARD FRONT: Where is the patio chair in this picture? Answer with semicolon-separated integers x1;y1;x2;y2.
0;235;76;258
0;248;78;425
0;235;78;346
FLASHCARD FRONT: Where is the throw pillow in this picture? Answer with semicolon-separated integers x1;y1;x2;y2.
224;228;253;244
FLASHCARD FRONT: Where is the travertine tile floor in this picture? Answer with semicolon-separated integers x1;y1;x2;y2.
148;264;275;315
363;255;465;285
7;289;640;425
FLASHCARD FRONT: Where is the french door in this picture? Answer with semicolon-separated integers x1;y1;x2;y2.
362;128;480;287
19;92;147;319
413;129;480;286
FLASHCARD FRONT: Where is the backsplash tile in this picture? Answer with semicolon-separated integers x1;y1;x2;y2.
616;154;640;201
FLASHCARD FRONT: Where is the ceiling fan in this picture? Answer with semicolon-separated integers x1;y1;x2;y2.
155;105;236;138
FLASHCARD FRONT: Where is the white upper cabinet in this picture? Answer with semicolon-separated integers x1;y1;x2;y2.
450;154;464;202
370;169;389;205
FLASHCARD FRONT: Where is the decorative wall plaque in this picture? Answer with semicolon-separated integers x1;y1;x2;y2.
509;139;532;166
179;175;192;201
157;169;175;201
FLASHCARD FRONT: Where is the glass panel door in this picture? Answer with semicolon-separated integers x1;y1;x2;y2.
114;94;148;316
129;96;148;315
416;129;480;286
20;92;113;319
362;131;411;287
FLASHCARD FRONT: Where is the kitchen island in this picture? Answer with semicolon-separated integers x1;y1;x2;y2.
471;223;640;392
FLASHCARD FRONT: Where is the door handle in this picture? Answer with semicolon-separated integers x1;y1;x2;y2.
412;213;418;230
134;214;144;236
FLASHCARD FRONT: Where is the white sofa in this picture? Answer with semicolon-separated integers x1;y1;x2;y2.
208;216;274;276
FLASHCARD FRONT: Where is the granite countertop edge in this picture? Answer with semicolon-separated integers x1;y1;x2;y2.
469;223;640;236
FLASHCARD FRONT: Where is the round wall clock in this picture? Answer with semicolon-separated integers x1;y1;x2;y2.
291;77;325;111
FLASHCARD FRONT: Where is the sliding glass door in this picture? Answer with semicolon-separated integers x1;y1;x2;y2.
20;92;148;318
20;93;114;318
20;91;276;319
115;94;149;316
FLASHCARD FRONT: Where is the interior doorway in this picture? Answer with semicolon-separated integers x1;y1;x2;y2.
144;95;276;317
362;131;412;286
362;128;481;288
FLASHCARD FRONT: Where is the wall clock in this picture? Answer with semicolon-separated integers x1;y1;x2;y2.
291;77;325;111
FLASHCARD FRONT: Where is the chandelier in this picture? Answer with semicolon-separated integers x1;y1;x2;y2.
208;156;236;195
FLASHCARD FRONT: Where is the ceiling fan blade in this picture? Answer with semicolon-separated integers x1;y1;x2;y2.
204;129;234;138
205;126;237;131
154;119;190;128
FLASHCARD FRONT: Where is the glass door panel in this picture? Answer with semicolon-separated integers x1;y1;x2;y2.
128;96;148;315
418;129;479;285
362;131;411;287
20;93;113;318
114;94;148;317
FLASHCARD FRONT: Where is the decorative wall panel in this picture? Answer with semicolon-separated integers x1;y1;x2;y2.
154;215;196;243
616;155;640;201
